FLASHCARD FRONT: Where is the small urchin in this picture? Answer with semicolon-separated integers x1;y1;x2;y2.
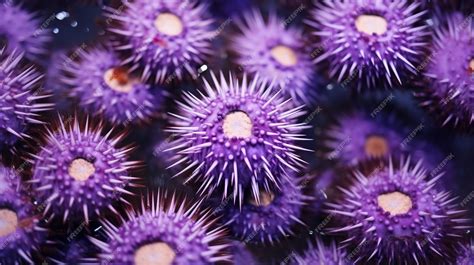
0;185;48;264
167;72;310;205
231;10;317;105
418;13;474;128
61;47;164;125
326;157;471;264
222;178;309;245
323;110;406;166
105;0;215;83
29;115;140;224
307;0;430;90
292;239;349;265
89;191;231;265
0;49;52;147
0;3;50;61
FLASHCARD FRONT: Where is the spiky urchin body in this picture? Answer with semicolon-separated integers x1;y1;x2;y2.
418;13;474;128
167;72;310;205
231;10;317;105
326;157;470;264
222;178;309;245
0;165;19;194
61;47;163;125
29;116;140;223
0;185;47;264
323;111;406;166
0;50;52;147
105;0;214;83
292;239;349;265
0;3;50;61
89;192;230;264
456;241;474;265
307;0;429;90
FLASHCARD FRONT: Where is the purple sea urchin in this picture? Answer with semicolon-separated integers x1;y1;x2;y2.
89;191;230;264
323;111;406;165
167;72;310;205
105;0;214;83
419;13;474;127
292;239;349;265
326;157;470;264
231;10;317;104
29;115;140;223
0;3;50;61
307;0;429;90
61;47;163;124
0;50;52;147
222;178;309;245
0;187;47;264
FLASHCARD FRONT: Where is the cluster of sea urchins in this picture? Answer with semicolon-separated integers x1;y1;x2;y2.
0;0;473;264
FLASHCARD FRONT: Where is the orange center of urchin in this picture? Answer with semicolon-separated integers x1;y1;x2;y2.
355;14;388;36
134;242;176;265
68;158;95;181
0;209;18;237
104;67;135;93
468;59;474;74
270;45;298;67
365;135;389;157
223;111;252;138
249;190;276;207
377;191;412;216
154;13;184;36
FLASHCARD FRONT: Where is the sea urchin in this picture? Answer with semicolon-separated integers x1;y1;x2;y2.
29;115;140;223
419;13;474;128
0;49;52;147
167;72;310;205
326;157;470;264
307;0;429;90
231;10;317;104
61;47;163;125
0;180;47;264
89;191;230;265
222;178;309;245
105;0;215;83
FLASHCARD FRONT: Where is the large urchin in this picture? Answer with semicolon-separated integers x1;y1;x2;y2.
29;115;140;224
307;0;429;90
418;13;474;128
0;3;50;61
61;47;163;125
89;191;231;265
0;183;48;264
167;72;310;205
222;178;309;245
105;0;214;83
0;50;52;147
326;157;471;264
292;239;349;265
231;10;317;105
